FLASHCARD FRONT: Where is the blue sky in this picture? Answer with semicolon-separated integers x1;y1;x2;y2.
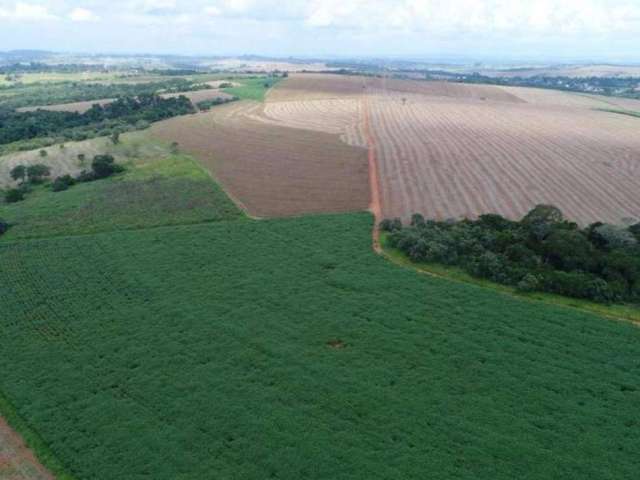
1;0;639;62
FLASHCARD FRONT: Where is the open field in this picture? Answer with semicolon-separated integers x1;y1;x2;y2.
150;101;370;217
1;213;640;479
261;74;640;225
0;133;242;239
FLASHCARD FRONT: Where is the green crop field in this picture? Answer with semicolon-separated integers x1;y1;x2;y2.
1;212;639;479
222;76;280;101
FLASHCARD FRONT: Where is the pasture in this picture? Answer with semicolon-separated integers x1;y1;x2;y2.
0;134;242;239
1;213;640;479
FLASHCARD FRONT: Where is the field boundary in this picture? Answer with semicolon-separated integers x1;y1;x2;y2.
0;392;75;480
362;96;382;253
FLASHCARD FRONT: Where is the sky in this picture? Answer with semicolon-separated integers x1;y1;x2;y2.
1;0;640;62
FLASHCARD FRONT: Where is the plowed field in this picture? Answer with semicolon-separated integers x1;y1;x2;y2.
260;74;640;225
150;101;370;217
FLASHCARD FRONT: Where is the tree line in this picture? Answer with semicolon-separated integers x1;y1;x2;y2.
0;93;195;151
382;205;640;304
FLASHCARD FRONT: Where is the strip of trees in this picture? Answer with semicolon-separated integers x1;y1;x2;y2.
0;94;195;151
382;205;640;304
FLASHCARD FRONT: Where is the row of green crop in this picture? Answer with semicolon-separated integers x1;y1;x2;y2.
1;213;639;479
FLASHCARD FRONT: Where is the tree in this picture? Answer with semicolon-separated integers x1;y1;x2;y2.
522;204;563;225
39;149;48;158
26;164;51;184
91;154;123;179
5;188;25;203
110;131;120;145
10;165;26;184
0;219;8;235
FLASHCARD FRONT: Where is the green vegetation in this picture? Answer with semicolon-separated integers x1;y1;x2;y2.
222;76;280;101
380;232;640;324
196;96;237;111
382;205;640;304
0;94;195;153
1;213;640;479
0;137;242;240
596;107;640;119
0;78;213;110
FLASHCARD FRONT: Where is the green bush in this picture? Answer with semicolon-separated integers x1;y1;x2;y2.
51;175;76;192
5;188;25;203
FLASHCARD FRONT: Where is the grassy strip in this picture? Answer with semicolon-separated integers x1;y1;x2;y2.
0;392;77;480
222;77;281;101
380;232;640;325
595;107;640;119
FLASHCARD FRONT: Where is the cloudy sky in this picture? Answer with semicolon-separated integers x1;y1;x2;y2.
1;0;639;61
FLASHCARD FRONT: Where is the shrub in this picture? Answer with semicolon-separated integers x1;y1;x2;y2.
5;188;25;203
379;218;402;233
51;175;76;192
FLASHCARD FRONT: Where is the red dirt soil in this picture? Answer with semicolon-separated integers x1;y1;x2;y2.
0;417;53;480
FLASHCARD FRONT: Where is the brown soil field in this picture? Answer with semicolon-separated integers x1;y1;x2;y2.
149;101;370;217
261;74;640;225
0;417;53;480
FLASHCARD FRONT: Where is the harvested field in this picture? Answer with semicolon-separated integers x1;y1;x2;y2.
261;74;640;225
0;417;53;480
150;101;370;217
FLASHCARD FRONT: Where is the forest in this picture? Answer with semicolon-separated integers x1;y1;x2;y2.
382;205;640;303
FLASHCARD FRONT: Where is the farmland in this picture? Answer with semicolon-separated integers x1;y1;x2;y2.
2;213;640;479
150;101;370;217
2;63;640;480
259;74;640;225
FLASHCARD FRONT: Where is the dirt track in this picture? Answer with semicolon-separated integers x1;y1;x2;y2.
0;417;53;480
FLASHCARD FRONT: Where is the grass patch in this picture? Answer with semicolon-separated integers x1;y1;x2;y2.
0;137;243;240
222;76;280;101
1;213;639;479
595;107;640;119
380;232;640;325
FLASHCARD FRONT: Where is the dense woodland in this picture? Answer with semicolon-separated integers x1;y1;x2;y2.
0;94;195;150
382;205;640;304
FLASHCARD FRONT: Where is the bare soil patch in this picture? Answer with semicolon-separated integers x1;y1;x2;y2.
0;417;53;480
150;102;370;217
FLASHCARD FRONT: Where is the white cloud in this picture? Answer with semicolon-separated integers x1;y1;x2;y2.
69;7;99;22
0;2;58;21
